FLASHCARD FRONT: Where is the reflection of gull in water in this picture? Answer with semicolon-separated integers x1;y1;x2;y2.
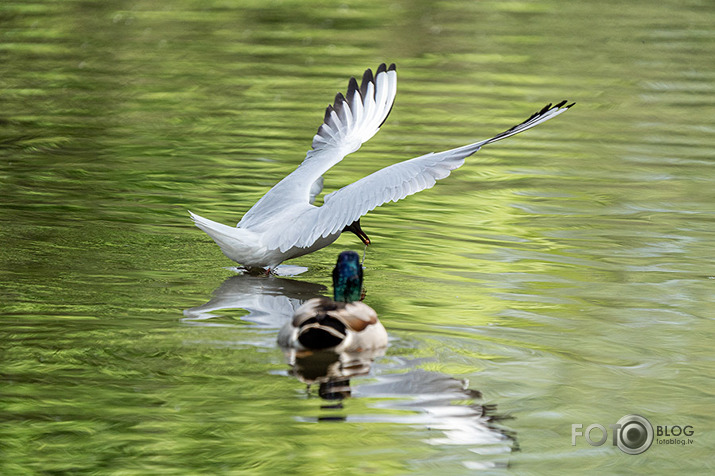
360;370;512;444
288;350;515;467
358;369;515;469
182;273;326;327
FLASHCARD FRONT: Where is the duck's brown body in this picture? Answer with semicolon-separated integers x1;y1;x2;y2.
278;297;387;352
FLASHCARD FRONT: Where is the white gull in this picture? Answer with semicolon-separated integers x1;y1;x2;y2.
189;63;573;272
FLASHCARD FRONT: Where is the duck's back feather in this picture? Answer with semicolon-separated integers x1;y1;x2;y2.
279;297;385;351
292;298;377;331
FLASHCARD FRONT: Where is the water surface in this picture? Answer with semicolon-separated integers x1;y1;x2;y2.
2;0;713;474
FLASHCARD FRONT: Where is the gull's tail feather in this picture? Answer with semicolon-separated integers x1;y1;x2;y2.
189;211;255;260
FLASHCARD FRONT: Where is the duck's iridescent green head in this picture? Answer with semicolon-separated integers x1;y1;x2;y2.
332;251;362;303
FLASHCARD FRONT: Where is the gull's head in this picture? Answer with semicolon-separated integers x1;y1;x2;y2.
332;251;363;303
343;219;371;246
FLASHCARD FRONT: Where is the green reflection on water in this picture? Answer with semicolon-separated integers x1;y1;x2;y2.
2;0;713;473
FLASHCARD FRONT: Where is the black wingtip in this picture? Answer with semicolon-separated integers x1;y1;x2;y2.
323;104;334;123
486;100;574;143
347;76;360;99
554;100;575;109
532;100;573;120
360;68;374;98
333;92;346;118
313;64;398;150
356;64;395;99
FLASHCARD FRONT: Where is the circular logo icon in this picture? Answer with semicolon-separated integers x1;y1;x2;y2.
616;414;653;455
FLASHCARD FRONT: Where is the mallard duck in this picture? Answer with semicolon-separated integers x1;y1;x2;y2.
189;63;573;272
277;251;387;352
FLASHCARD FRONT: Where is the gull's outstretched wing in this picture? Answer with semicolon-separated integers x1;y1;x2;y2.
267;101;574;251
306;63;398;166
238;64;397;229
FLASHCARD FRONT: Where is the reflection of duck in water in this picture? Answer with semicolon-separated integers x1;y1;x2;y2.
278;251;387;352
284;348;386;402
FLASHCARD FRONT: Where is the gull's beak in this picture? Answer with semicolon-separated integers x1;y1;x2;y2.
343;219;371;246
